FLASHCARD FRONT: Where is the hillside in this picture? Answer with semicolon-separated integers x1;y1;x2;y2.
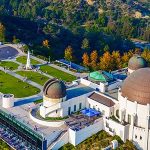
0;0;149;62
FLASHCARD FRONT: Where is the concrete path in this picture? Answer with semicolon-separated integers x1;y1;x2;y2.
5;44;87;78
0;67;42;90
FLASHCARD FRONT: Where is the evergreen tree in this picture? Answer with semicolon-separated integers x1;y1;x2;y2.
64;46;73;61
0;23;5;42
81;38;90;51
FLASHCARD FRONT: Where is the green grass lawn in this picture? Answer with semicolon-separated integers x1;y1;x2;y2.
16;71;49;85
0;70;40;98
16;56;40;65
40;65;76;82
0;61;19;70
34;99;43;104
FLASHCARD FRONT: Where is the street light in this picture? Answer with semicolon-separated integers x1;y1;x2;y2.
49;56;51;63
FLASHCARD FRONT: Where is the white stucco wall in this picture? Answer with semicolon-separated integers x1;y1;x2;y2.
87;98;114;117
60;92;92;117
132;126;147;150
30;112;64;127
2;94;14;108
50;131;69;150
104;118;129;142
80;78;106;92
107;80;122;91
119;91;149;128
68;118;104;146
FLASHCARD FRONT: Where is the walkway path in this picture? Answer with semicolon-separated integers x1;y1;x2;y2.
5;44;88;78
0;67;42;90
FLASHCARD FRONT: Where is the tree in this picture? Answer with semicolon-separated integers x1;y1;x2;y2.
12;36;20;44
121;50;133;68
82;52;89;67
64;46;73;61
103;45;109;52
112;51;121;69
141;48;150;65
22;45;29;53
90;50;98;70
99;51;113;71
43;39;49;48
0;23;5;42
81;38;90;51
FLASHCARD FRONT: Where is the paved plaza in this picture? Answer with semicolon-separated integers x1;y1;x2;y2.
0;46;19;60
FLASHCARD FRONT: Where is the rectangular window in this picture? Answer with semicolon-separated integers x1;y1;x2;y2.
128;114;131;124
79;103;82;109
74;105;76;111
68;107;71;115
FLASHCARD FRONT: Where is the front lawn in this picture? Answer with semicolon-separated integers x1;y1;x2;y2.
16;56;40;65
0;61;19;70
16;71;49;85
40;65;76;82
0;70;40;98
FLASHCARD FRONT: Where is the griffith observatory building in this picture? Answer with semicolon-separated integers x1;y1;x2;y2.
1;54;150;150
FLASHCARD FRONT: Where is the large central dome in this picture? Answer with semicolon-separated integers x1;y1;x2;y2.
121;68;150;105
43;79;66;99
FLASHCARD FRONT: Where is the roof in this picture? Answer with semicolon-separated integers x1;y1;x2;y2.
89;71;114;82
121;68;150;105
43;78;66;99
128;54;147;70
88;92;115;107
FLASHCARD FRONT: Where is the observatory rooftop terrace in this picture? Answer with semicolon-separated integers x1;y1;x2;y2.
0;101;66;138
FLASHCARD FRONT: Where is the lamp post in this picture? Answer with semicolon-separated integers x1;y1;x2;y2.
49;56;51;63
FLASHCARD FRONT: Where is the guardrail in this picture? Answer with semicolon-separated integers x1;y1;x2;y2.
0;109;43;140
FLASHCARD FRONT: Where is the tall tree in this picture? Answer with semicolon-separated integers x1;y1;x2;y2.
99;51;113;71
141;48;150;65
112;51;121;69
43;39;50;48
64;46;73;61
82;52;89;67
81;38;90;51
0;23;5;42
90;50;98;70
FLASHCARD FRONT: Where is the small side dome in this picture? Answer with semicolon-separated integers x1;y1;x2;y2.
43;79;66;99
128;54;147;70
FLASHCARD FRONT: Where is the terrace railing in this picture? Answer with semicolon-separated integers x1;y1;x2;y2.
0;109;43;141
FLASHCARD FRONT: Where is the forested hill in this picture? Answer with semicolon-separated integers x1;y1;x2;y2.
0;0;149;62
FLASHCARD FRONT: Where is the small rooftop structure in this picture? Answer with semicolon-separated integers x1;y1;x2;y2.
88;92;115;107
81;108;100;117
89;71;114;83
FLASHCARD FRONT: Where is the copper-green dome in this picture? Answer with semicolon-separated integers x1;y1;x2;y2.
128;54;147;70
43;79;66;99
89;71;114;82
